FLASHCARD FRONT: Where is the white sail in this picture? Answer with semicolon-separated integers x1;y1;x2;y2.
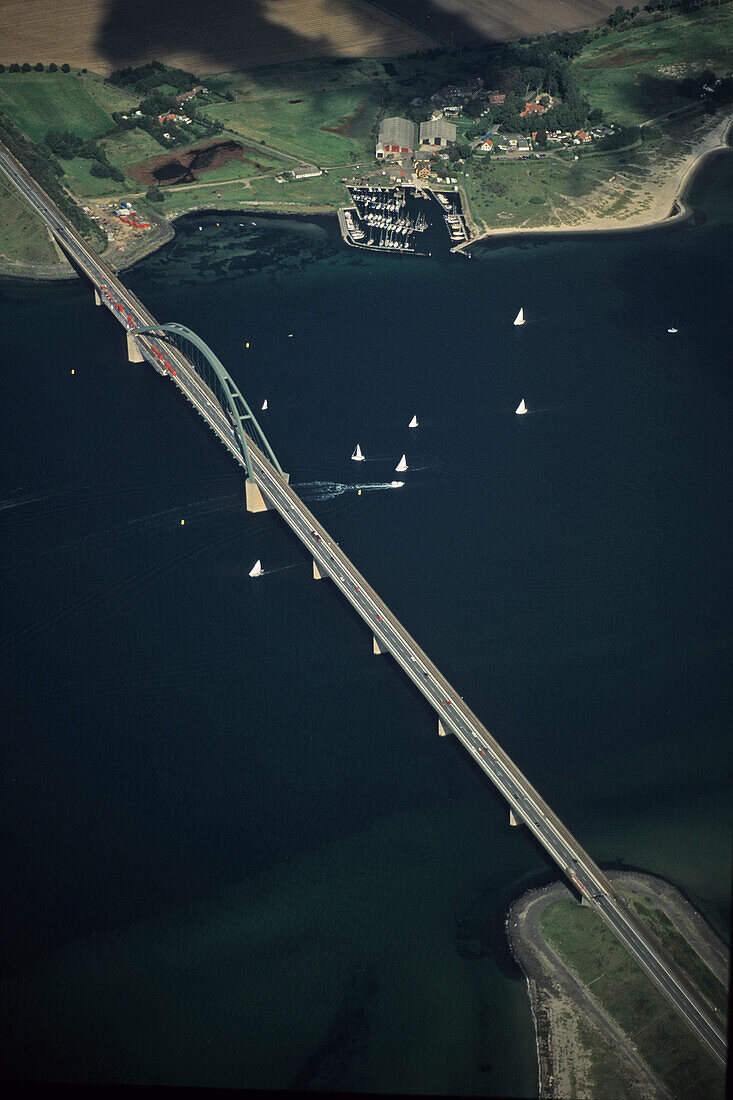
351;443;365;461
515;398;527;415
261;399;268;411
409;415;418;428
513;307;525;326
395;454;408;472
249;559;264;577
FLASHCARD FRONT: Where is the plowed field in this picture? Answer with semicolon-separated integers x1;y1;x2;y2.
0;0;436;74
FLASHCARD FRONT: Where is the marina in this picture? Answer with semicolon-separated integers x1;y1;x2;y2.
338;184;468;256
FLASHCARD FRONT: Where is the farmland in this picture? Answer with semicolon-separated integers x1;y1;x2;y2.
0;72;114;143
573;5;733;125
0;0;436;75
375;0;620;45
202;86;384;164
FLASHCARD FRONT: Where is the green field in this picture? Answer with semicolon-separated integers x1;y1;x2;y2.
101;128;168;170
574;6;733;125
0;178;59;266
58;158;121;198
152;169;347;218
80;74;140;116
202;85;383;164
0;73;115;143
540;893;727;1099
462;150;622;229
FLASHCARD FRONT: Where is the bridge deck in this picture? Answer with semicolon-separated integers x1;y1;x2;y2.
0;137;725;1069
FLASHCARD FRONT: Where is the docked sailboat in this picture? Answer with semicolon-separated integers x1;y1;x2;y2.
409;415;418;428
515;399;527;415
513;307;525;327
249;559;264;577
352;443;365;461
395;454;408;472
261;399;268;411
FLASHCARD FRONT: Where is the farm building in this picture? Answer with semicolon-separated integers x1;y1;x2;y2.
291;165;323;180
376;117;415;159
419;119;457;147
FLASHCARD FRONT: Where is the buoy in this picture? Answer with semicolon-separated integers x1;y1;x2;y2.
358;489;362;496
71;369;75;375
245;342;250;349
180;519;185;526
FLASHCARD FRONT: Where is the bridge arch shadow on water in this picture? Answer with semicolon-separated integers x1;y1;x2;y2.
131;322;283;482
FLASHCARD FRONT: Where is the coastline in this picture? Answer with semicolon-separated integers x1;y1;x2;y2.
460;111;732;250
1;112;730;283
507;871;729;1100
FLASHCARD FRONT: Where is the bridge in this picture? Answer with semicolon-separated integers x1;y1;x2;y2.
0;139;727;1070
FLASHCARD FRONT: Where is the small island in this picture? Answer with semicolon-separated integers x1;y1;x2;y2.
1;0;732;279
508;871;729;1100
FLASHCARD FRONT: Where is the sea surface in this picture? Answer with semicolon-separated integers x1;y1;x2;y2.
1;153;731;1094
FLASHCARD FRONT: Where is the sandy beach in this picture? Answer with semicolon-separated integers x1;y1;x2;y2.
461;109;732;248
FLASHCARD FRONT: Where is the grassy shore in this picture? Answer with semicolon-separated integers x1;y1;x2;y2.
509;872;728;1100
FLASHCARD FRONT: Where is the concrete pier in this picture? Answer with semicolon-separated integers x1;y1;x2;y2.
373;635;383;655
438;718;448;737
313;560;323;580
245;479;270;513
510;809;519;827
94;288;101;306
126;331;143;363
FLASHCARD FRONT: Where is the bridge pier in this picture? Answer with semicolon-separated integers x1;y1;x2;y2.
94;288;101;306
373;635;383;655
510;809;520;827
438;718;448;737
313;560;323;580
126;331;143;363
245;479;270;512
245;473;290;513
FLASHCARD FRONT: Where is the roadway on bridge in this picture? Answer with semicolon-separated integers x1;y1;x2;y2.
0;139;726;1069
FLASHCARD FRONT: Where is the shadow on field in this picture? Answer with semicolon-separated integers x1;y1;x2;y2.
93;0;482;72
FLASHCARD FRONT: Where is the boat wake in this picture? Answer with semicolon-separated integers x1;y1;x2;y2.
299;481;403;502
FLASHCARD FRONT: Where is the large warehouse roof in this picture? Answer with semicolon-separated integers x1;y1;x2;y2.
419;119;457;144
378;116;416;149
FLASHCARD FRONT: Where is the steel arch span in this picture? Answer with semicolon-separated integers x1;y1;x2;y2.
131;322;283;481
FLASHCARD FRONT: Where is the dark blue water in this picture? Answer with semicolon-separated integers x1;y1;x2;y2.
1;152;731;1094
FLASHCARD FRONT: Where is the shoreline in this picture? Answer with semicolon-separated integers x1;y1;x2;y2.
1;113;730;283
507;871;729;1100
460;111;732;250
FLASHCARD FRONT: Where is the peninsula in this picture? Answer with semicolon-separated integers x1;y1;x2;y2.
508;871;729;1099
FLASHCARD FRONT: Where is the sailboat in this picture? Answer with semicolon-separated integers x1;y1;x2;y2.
667;328;678;334
261;399;268;411
409;415;418;428
513;307;525;326
352;443;365;461
390;481;405;488
515;399;527;415
249;559;264;577
395;454;408;472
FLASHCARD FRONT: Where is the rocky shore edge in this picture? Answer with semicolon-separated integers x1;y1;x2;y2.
506;871;729;1099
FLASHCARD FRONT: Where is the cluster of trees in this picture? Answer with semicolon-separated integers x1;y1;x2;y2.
109;60;197;96
0;62;71;73
44;129;125;182
0;108;104;246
